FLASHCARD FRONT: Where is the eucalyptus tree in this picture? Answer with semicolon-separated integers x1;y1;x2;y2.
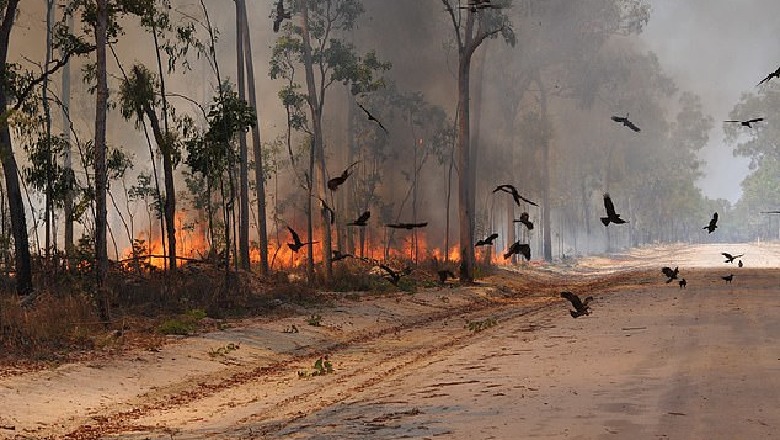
270;0;389;282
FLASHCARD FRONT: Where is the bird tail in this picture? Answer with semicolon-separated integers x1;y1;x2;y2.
600;217;610;227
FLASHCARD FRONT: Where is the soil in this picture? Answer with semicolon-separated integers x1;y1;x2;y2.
1;242;778;440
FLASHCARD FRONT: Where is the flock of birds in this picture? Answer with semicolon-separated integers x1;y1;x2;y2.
271;0;779;318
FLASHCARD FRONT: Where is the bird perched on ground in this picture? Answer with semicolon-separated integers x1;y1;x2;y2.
492;184;538;207
332;250;353;262
722;252;744;264
560;291;593;318
738;260;743;267
386;222;428;229
600;193;628;226
513;212;534;230
611;113;641;132
475;233;499;247
379;264;411;285
327;161;360;191
317;197;335;225
678;279;687;289
272;0;290;33
503;242;531;261
721;274;734;284
347;211;370;227
703;212;718;233
437;269;456;285
356;102;388;134
757;66;780;86
725;117;764;128
662;266;679;283
287;226;317;253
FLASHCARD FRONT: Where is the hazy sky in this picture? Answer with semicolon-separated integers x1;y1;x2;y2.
641;0;780;203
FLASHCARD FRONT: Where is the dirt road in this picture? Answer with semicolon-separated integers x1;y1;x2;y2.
1;243;778;439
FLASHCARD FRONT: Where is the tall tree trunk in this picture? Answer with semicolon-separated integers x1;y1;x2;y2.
536;74;552;262
300;3;332;281
457;54;475;281
235;0;250;270
43;0;54;260
239;0;268;275
469;41;487;257
0;0;33;296
94;0;110;320
61;10;74;263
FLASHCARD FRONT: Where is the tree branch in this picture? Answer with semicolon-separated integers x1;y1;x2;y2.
13;46;94;111
441;0;463;50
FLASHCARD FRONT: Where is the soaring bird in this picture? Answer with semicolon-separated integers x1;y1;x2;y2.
332;250;353;262
722;253;744;264
761;211;780;214
475;233;499;247
611;113;641;132
724;117;764;128
272;0;290;33
703;212;718;233
386;222;428;230
678;279;687;289
662;266;679;283
347;211;370;227
287;226;317;253
600;193;627;226
513;212;534;230
503;242;531;261
327;161;360;191
561;291;594;318
721;274;734;284
492;184;538;207
379;264;411;285
437;269;456;285
318;197;335;225
356;102;388;134
757;66;780;87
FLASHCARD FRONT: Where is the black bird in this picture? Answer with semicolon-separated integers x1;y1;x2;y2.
738;260;743;268
503;242;531;261
703;212;718;233
561;291;594;318
721;274;734;284
327;161;360;191
386;222;428;230
332;250;353;262
662;266;679;283
611;113;641;132
761;211;780;214
475;233;499;247
513;212;534;230
272;0;290;33
600;193;628;226
347;211;370;227
722;253;744;264
678;279;687;289
437;269;456;284
318;197;335;225
379;264;411;285
725;117;764;128
287;226;317;253
457;0;501;12
492;184;538;207
356;102;388;134
757;66;780;86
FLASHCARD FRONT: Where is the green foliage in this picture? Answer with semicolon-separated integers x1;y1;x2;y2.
298;355;334;377
208;342;240;357
158;308;207;335
466;317;497;333
306;314;322;327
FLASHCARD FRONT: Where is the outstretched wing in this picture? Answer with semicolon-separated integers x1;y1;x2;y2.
721;253;733;260
560;291;583;309
287;226;301;246
603;194;617;217
625;119;641;132
662;266;674;278
713;212;718;223
357;211;370;223
611;115;626;123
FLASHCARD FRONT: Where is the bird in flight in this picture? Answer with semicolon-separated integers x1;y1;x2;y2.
757;66;780;87
379;264;411;285
678;279;687;289
600;193;628;227
332;250;353;262
386;222;428;230
287;226;317;253
357;102;388;134
503;242;531;261
475;233;499;247
560;291;593;318
317;197;335;225
611;113;641;132
492;184;538;207
703;212;718;234
722;253;744;264
721;274;734;284
327;161;360;191
513;212;534;230
761;211;780;214
347;211;370;227
724;117;764;128
662;266;679;283
272;0;290;33
457;0;501;12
